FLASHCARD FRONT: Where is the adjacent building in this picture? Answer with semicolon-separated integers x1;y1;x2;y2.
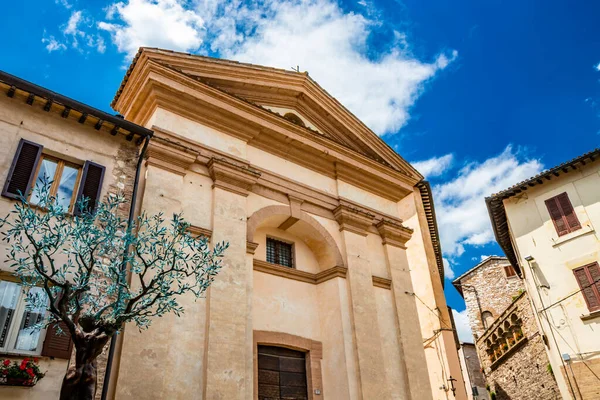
457;342;489;400
0;48;467;400
0;71;151;399
487;148;600;400
453;256;560;399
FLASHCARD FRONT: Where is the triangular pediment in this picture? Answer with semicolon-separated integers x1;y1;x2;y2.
113;48;422;180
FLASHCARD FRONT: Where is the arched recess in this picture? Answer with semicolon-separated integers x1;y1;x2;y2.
247;205;345;270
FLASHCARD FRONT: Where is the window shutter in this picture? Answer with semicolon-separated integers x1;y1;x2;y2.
573;267;600;311
557;192;581;232
74;161;105;216
545;197;569;236
41;321;73;359
1;139;43;199
587;263;600;298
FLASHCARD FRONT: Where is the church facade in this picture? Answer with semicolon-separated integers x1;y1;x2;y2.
107;48;465;400
0;48;465;400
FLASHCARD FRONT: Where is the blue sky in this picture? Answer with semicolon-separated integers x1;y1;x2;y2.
1;0;599;340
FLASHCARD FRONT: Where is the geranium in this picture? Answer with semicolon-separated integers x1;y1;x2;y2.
0;358;46;385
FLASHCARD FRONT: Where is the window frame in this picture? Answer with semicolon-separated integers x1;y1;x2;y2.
573;263;600;313
0;280;48;356
544;192;581;237
266;236;295;268
504;265;517;278
28;154;83;213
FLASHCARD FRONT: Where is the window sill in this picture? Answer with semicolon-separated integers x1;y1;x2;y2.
0;352;44;359
580;310;600;322
552;227;594;247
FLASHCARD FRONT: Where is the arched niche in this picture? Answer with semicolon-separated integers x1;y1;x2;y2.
247;205;345;271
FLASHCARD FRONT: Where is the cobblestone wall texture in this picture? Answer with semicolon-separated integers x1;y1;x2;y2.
94;139;139;400
477;294;560;400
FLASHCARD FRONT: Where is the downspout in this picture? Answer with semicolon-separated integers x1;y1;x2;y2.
100;132;152;400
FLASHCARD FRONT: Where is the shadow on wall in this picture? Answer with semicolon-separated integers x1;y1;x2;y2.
494;384;510;400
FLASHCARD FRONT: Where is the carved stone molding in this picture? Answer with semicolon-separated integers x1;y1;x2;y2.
372;276;392;289
145;139;198;176
187;225;212;238
333;202;375;236
376;219;413;249
253;259;347;285
207;157;260;197
246;241;259;255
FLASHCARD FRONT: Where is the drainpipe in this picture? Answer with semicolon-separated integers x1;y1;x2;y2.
100;132;152;400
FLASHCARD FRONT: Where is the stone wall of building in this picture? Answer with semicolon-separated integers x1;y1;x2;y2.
94;140;140;400
458;257;524;340
477;293;560;400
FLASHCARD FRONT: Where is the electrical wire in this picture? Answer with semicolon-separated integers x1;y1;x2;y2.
540;277;600;313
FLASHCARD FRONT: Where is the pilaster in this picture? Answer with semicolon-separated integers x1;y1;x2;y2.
203;158;259;400
377;219;433;400
334;204;391;400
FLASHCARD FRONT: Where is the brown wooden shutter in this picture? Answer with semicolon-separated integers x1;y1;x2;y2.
74;161;105;216
1;139;43;199
557;192;581;232
41;321;73;359
573;267;600;312
545;196;569;236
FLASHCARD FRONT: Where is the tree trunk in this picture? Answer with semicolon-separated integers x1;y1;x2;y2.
59;331;111;400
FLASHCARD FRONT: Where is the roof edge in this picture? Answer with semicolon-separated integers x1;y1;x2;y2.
1;69;152;139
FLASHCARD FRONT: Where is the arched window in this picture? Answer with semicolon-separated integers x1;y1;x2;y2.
482;311;494;329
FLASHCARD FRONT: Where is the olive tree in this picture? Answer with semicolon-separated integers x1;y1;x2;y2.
0;182;227;400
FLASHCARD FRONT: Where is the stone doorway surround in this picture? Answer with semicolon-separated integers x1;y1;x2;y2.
253;331;323;400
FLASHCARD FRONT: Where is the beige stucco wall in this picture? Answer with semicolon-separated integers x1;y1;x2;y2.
0;93;138;399
504;160;600;399
114;94;457;400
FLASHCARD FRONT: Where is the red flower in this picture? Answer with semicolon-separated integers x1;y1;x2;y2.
22;357;29;363
33;357;39;364
2;370;7;375
26;368;35;377
19;364;26;370
2;360;9;367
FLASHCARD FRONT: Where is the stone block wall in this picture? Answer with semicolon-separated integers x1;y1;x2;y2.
94;139;140;400
459;257;524;339
477;294;560;400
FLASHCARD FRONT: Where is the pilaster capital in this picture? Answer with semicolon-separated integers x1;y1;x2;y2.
208;157;261;197
246;241;259;255
333;202;375;236
376;219;413;248
146;140;198;176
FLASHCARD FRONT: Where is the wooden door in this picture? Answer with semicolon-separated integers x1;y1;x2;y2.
257;345;308;400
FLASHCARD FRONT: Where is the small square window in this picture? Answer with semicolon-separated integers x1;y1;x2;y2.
266;238;294;268
504;265;517;278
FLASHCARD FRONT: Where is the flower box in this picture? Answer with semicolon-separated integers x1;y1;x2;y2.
0;376;38;387
0;358;45;387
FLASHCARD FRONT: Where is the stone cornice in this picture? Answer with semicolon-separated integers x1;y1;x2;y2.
145;139;198;176
376;219;413;249
114;49;423;180
253;259;347;284
187;225;212;238
147;129;410;228
116;58;418;201
246;241;259;255
208;157;261;197
333;202;375;236
372;276;392;289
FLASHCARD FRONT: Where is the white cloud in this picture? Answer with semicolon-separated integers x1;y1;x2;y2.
452;309;473;343
595;61;600;71
433;145;543;258
443;257;455;280
89;0;455;135
42;34;67;52
64;10;84;43
412;153;454;178
59;10;106;53
98;0;205;58
55;0;72;9
479;254;491;262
